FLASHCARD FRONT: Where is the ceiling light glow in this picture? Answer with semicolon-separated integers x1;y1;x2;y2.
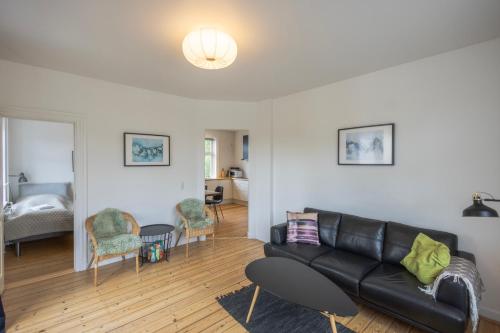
182;28;237;70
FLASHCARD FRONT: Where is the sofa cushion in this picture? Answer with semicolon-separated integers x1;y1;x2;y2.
310;249;380;296
400;233;451;284
383;222;458;265
263;242;332;265
360;264;467;333
286;212;320;245
336;214;385;261
304;208;341;247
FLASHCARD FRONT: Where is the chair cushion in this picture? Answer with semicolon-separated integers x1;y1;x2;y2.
188;217;214;229
286;212;320;245
360;264;467;333
304;208;341;247
179;198;205;219
336;214;386;261
96;234;142;256
263;242;332;265
383;222;458;265
93;208;128;238
310;249;380;296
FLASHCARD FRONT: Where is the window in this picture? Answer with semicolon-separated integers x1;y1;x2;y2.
204;138;216;179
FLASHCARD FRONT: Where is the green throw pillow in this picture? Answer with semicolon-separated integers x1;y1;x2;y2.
401;233;451;284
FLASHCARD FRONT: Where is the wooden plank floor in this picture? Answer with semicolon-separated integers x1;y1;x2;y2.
213;204;248;238
5;233;74;289
3;204;499;332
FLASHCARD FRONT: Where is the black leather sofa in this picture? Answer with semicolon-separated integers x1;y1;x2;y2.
264;208;475;333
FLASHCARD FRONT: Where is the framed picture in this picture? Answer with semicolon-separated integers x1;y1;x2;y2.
338;123;394;165
124;132;170;166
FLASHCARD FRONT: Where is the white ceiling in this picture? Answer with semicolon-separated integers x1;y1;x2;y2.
1;0;500;101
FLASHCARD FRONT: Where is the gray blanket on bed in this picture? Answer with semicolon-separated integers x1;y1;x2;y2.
5;194;74;241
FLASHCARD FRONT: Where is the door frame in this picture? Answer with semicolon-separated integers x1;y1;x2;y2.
203;129;251;238
0;105;88;272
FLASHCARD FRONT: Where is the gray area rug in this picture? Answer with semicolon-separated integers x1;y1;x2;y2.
217;284;355;333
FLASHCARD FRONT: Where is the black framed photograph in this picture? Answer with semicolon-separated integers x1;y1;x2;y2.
124;133;170;166
338;123;394;165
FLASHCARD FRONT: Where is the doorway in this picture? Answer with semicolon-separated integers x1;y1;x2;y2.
0;105;88;294
204;129;249;238
2;118;75;286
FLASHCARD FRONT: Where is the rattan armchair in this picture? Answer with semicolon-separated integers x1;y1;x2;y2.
176;199;215;258
85;210;142;286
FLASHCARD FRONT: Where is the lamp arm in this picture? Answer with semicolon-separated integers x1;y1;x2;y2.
474;191;498;200
484;199;500;202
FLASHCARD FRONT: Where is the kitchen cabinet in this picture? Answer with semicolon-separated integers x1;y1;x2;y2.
232;178;248;202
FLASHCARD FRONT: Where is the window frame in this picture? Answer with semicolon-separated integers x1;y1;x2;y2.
204;138;217;179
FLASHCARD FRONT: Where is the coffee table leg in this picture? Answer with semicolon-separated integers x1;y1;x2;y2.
245;285;260;323
329;313;338;333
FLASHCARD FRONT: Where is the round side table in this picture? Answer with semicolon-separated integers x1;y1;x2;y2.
139;224;175;265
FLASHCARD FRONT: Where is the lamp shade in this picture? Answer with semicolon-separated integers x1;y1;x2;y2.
462;198;499;217
18;172;28;183
182;28;237;70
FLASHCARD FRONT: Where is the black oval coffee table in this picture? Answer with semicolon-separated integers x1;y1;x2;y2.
245;257;358;333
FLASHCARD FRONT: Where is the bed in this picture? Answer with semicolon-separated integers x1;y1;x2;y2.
5;182;74;256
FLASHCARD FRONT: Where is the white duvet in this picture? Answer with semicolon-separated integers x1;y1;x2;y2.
5;194;74;242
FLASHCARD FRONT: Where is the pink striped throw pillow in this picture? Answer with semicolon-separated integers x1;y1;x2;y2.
286;211;320;246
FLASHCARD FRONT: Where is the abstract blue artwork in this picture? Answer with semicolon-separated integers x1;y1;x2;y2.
132;138;164;162
124;133;170;166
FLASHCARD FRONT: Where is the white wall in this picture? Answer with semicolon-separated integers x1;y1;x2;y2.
1;37;499;318
272;38;500;318
8;118;74;199
234;130;250;178
204;129;235;178
0;59;273;248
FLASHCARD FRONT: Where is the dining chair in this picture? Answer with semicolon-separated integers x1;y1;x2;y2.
206;186;224;223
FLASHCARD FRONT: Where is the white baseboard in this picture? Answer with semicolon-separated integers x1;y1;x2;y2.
480;306;500;322
232;199;248;206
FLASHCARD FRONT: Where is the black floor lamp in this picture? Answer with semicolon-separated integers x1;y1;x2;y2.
462;192;500;217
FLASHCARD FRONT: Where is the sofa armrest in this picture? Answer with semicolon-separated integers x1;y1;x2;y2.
270;223;287;245
456;250;475;264
436;250;475;315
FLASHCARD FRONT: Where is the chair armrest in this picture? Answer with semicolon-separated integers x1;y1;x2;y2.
122;212;140;235
85;216;98;249
436;250;476;315
270;223;287;245
436;276;469;315
204;206;215;222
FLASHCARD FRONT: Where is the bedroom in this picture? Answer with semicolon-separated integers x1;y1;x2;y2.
2;118;75;286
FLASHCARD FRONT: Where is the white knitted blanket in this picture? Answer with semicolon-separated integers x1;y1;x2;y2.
420;256;484;333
